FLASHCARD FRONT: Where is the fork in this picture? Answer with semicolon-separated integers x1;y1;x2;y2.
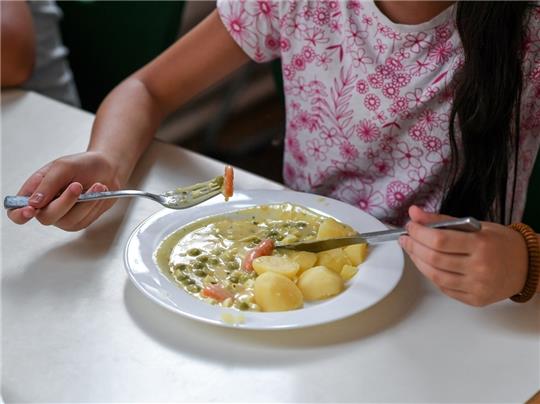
4;176;225;210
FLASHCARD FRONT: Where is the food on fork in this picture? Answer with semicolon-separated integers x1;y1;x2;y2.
154;204;368;312
222;165;234;201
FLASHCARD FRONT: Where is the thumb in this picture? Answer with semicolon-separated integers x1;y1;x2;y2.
408;205;455;226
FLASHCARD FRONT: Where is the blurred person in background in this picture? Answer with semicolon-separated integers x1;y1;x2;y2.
1;0;79;106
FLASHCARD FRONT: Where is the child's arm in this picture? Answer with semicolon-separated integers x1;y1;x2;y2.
7;10;250;230
90;9;249;187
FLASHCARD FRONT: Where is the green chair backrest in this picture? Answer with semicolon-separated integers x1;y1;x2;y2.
523;152;540;230
58;0;184;112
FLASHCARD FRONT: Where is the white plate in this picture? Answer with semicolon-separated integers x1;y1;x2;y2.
124;189;404;330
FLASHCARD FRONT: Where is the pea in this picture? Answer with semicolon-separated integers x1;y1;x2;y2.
182;277;194;285
238;302;250;311
229;275;239;283
226;261;240;270
186;284;200;293
174;272;188;281
194;269;207;277
193;261;206;270
187;248;202;257
196;255;209;263
239;272;255;283
223;253;235;261
211;247;224;256
174;263;188;271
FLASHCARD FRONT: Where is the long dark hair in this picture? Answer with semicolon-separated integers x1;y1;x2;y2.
440;2;531;223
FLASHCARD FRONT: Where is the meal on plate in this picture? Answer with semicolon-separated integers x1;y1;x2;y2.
154;203;368;312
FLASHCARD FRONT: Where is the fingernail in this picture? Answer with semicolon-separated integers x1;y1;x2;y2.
22;208;34;219
29;192;44;204
69;183;83;194
89;183;105;193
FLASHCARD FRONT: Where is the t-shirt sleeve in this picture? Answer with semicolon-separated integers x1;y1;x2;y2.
216;0;283;63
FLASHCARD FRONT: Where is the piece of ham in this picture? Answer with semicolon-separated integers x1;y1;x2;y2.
242;239;275;271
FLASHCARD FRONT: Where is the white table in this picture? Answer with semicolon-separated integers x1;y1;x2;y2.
2;91;539;402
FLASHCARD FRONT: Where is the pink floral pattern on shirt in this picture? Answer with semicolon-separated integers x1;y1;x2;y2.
218;0;540;225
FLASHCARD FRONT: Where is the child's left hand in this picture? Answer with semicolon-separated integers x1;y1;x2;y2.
399;205;528;306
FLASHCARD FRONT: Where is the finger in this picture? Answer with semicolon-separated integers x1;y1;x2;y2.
72;199;114;230
35;182;83;226
17;162;53;196
404;244;467;291
7;206;37;225
27;161;76;209
53;183;108;230
57;184;112;230
439;287;473;304
439;287;489;307
399;235;468;274
408;205;455;225
8;164;52;225
406;221;475;254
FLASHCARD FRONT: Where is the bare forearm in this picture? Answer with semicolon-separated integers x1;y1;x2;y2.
132;10;250;115
87;9;249;186
87;78;164;185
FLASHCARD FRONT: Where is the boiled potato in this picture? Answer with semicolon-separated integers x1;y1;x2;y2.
252;255;300;279
344;243;368;266
341;264;359;281
297;266;344;301
281;250;318;275
254;272;303;311
317;218;355;240
316;248;352;273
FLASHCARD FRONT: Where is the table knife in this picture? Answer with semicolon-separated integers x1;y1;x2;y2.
275;217;481;252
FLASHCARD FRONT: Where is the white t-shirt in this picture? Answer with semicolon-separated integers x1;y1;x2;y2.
217;0;540;225
22;0;80;107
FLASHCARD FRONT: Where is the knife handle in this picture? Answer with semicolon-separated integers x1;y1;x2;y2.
364;217;482;243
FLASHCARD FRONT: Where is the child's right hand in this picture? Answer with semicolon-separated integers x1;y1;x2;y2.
7;151;123;231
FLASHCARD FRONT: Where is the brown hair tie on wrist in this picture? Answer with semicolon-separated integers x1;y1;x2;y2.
508;223;540;303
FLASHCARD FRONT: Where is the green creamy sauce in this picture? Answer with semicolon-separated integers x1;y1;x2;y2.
154;203;325;311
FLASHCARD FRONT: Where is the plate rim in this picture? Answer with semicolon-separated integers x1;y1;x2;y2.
124;189;404;330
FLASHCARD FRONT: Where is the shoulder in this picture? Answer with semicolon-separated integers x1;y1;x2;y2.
523;4;540;83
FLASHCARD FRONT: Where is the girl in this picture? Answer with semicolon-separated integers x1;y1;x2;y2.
7;1;540;306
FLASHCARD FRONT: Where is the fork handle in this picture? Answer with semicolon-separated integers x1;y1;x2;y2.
364;217;482;243
4;190;147;209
